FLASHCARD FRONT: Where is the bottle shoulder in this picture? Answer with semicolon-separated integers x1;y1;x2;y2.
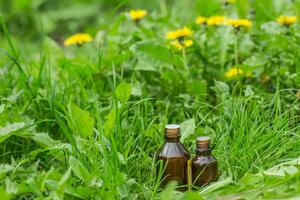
157;142;190;158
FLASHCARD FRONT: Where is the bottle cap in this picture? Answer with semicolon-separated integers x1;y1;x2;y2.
165;124;180;138
196;136;210;149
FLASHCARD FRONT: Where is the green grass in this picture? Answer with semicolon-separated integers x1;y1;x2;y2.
1;0;300;199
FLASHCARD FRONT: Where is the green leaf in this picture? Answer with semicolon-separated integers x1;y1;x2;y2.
53;167;72;200
244;85;254;97
264;157;300;176
68;103;95;138
243;54;268;68
253;0;276;22
186;80;207;97
219;27;232;67
260;22;283;35
212;80;230;98
115;82;132;102
180;118;195;142
131;84;142;97
156;181;178;200
0;104;4;114
103;109;116;136
0;186;10;200
240;173;262;185
200;177;232;196
0;122;25;143
135;61;157;72
5;178;18;195
182;192;203;200
130;40;183;67
32;132;60;148
69;156;90;182
0;165;13;180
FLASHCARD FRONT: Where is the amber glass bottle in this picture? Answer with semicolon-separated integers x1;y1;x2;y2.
192;136;218;186
156;124;190;190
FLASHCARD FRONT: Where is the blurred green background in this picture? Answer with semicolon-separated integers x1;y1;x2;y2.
0;0;162;40
1;0;300;40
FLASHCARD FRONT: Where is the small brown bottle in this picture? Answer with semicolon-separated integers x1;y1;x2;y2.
192;136;218;186
156;124;190;190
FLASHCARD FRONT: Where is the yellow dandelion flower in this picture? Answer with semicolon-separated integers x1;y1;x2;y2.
277;15;298;26
225;67;244;78
170;39;193;50
64;33;93;46
226;0;236;4
166;27;194;40
196;16;207;25
184;40;193;47
129;9;148;21
225;19;252;29
207;16;226;26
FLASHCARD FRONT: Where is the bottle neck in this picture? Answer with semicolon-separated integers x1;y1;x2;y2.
196;148;212;156
165;137;180;142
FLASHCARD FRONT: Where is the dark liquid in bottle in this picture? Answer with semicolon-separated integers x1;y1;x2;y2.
156;124;190;191
192;136;218;186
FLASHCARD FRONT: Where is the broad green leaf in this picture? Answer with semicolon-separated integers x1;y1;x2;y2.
0;165;14;180
0;104;4;114
53;167;72;200
0;187;10;200
182;192;203;200
0;122;25;143
260;22;283;35
135;61;157;72
130;40;183;67
103;109;116;136
118;152;125;165
64;185;91;199
131;84;142;97
32;132;60;147
180;118;195;142
200;177;232;195
115;82;132;102
5;178;18;195
212;80;230;97
264;157;300;176
68;103;95;138
218;27;233;67
240;173;262;185
156;181;178;200
243;54;268;68
253;0;276;22
244;85;254;97
186;80;207;97
69;156;90;182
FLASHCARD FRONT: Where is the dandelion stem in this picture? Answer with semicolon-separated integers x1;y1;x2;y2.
182;48;188;69
234;32;239;67
234;31;240;79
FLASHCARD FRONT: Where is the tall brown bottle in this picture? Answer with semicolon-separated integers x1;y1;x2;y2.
192;136;218;186
156;124;190;191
